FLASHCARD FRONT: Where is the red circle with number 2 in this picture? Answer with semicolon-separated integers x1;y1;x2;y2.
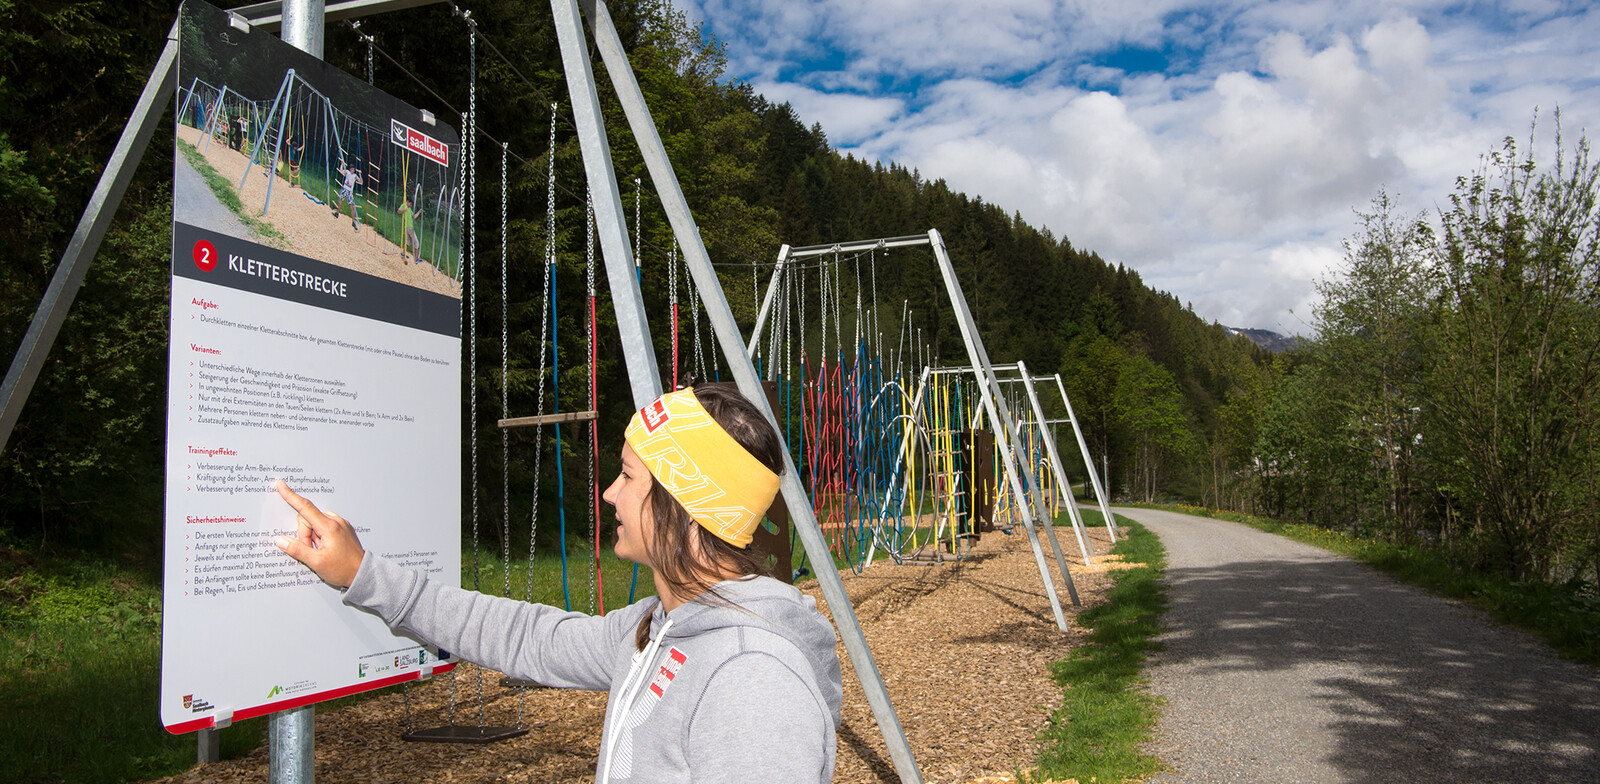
193;240;218;272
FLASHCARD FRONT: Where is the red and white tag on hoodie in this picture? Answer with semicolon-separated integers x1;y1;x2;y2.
648;647;688;699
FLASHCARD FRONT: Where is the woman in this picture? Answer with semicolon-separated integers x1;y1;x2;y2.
274;384;842;783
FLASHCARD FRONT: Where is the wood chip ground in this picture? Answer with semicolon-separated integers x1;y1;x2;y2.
147;526;1127;784
176;125;462;299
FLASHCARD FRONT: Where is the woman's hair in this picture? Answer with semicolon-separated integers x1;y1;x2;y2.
633;383;786;650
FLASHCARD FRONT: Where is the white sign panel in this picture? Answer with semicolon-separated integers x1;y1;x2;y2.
163;0;463;733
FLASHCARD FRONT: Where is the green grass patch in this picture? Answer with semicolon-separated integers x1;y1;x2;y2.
0;545;262;784
1133;503;1600;666
176;138;289;248
464;543;657;610
1035;516;1168;783
0;538;659;784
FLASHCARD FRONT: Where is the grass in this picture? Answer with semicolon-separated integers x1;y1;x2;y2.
0;544;263;784
0;539;654;784
1135;503;1600;666
176;138;289;248
1034;516;1168;783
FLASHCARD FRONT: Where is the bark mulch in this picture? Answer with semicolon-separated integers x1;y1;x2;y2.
147;525;1125;784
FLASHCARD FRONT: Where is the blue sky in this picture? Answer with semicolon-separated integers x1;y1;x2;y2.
671;0;1600;333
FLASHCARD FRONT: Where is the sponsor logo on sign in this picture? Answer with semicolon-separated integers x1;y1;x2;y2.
641;399;670;433
184;693;215;713
390;119;449;166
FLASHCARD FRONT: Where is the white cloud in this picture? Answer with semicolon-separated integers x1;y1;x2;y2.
673;0;1600;331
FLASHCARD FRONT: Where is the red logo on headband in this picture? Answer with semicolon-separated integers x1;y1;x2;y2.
640;399;670;433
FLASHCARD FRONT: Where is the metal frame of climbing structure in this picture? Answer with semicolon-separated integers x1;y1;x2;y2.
559;1;929;781
923;362;1122;561
748;233;1082;630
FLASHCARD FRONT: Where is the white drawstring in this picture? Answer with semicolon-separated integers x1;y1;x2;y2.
599;616;674;784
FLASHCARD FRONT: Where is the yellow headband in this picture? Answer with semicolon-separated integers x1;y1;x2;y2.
624;388;780;548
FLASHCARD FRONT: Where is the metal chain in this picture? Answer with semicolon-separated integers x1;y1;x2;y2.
404;680;415;734
668;240;678;385
689;267;705;382
833;251;843;359
873;249;882;363
500;141;511;599
854;254;862;354
584;192;598;615
466;12;480;594
633;177;642;279
519;106;558;730
464;8;485;728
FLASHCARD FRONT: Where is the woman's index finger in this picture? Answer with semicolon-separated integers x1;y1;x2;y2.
275;479;322;518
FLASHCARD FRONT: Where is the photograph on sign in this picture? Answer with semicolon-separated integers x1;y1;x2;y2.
161;0;463;734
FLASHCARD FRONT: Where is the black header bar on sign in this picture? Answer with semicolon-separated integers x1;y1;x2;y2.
172;222;460;338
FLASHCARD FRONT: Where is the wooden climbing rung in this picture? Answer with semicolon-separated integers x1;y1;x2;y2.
498;410;599;429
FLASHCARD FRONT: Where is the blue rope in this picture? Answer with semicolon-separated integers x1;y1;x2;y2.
551;264;572;611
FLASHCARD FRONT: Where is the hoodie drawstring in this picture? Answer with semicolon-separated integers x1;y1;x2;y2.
599;616;674;783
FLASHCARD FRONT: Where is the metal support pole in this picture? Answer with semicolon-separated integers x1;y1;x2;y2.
551;0;661;406
999;380;1080;608
1054;373;1119;539
578;2;924;781
746;244;789;359
268;705;313;784
926;231;1077;624
268;4;322;783
1017;364;1093;565
197;727;220;764
0;24;177;456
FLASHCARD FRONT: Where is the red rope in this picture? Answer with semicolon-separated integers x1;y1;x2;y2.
590;292;605;613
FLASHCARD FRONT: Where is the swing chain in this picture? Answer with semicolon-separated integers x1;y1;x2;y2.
584;194;599;615
461;7;489;729
501;141;511;599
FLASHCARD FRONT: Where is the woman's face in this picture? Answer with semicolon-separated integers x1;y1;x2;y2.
604;443;655;568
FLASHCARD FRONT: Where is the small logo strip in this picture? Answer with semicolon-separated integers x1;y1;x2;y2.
641;399;670;433
648;647;688;699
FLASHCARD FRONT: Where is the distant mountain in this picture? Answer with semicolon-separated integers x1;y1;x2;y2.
1225;326;1301;353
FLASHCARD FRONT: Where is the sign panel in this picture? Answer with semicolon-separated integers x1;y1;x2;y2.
163;0;463;733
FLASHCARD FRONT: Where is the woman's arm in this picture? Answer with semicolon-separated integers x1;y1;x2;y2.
274;480;640;689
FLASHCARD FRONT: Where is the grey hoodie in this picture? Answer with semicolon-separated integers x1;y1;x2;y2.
343;552;842;783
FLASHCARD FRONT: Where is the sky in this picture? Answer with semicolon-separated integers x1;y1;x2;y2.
670;0;1600;334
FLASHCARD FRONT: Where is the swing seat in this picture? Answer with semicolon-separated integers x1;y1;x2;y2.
401;724;529;744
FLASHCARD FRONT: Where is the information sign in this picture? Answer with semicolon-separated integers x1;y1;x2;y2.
162;0;463;733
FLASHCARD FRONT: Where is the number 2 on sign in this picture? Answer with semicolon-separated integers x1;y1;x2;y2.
193;240;218;272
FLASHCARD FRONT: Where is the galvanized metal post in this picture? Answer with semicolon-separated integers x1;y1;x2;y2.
926;232;1075;627
746;244;790;360
1000;365;1080;608
0;24;177;455
1054;373;1119;539
577;3;925;781
268;4;322;783
550;0;662;406
1015;365;1093;564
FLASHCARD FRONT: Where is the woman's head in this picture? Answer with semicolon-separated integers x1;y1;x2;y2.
604;384;785;608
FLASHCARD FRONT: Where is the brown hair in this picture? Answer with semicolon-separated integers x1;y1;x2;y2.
632;383;786;650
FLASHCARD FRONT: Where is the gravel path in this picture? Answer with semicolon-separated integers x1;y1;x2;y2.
1120;506;1600;784
174;145;256;244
